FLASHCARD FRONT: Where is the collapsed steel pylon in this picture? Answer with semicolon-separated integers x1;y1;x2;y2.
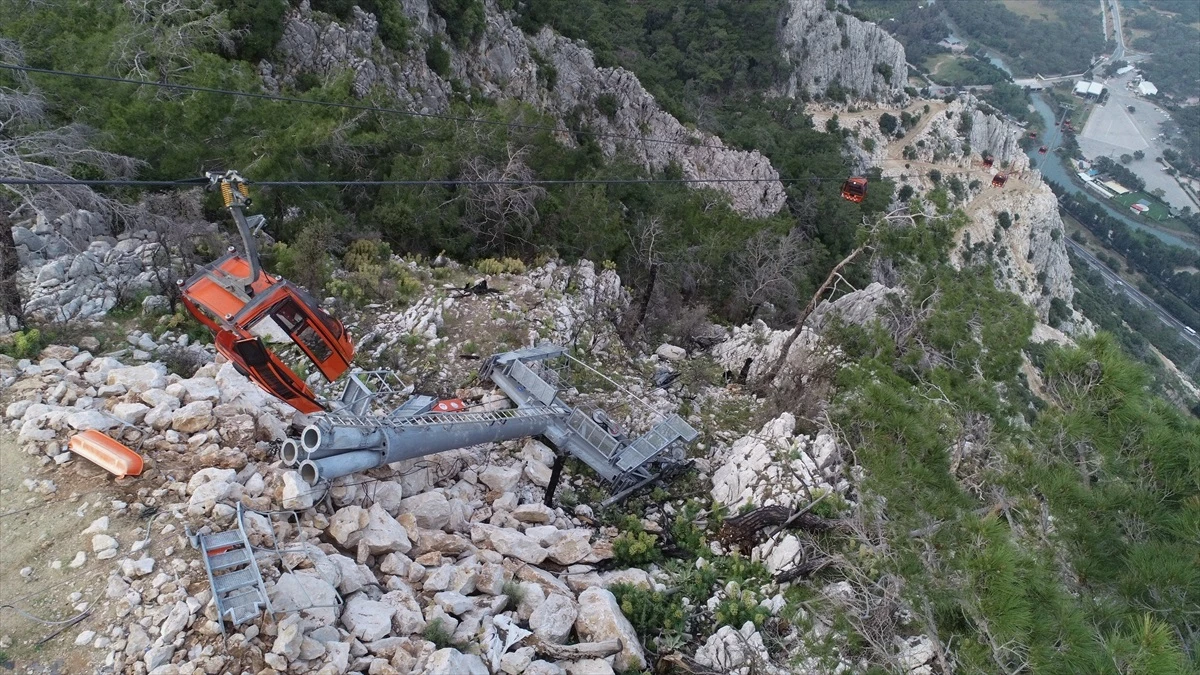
282;345;697;504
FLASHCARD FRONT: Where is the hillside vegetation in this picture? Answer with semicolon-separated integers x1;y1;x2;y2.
2;0;1199;672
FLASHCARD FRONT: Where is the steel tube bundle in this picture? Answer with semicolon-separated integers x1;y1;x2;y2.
280;439;302;467
296;411;561;485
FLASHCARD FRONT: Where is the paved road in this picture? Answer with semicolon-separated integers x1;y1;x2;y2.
1066;237;1200;350
1110;0;1125;61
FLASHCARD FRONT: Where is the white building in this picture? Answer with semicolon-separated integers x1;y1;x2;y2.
1074;81;1106;98
1116;65;1135;75
1137;81;1158;96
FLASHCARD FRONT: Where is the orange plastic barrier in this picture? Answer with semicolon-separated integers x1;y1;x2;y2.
68;430;143;478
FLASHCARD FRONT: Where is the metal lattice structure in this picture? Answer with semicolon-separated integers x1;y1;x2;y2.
284;345;697;503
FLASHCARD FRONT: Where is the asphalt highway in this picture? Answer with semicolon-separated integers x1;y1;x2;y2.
1066;237;1200;350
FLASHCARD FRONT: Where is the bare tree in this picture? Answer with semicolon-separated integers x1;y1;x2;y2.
114;0;235;81
732;228;809;322
1;40;140;223
622;216;667;340
0;198;23;328
459;144;545;253
759;243;868;387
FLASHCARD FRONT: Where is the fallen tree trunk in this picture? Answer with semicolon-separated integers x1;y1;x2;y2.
774;556;837;584
529;638;622;661
718;503;843;550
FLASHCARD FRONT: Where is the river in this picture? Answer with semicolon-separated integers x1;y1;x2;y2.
1026;92;1198;251
946;24;1198;252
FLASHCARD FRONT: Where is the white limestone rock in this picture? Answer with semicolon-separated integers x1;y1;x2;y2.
529;592;577;645
574;587;645;672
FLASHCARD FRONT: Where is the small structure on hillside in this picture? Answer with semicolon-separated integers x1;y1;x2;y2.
1116;65;1135;76
1137;81;1158;97
938;35;966;53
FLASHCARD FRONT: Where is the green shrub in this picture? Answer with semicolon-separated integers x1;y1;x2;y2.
376;0;411;51
610;583;687;640
612;518;662;567
430;0;485;46
426;38;451;77
669;502;707;556
344;239;392;272
423;618;455;648
222;0;287;61
475;258;506;275
595;93;619;120
3;329;44;359
501;580;525;611
474;257;526;275
713;586;771;628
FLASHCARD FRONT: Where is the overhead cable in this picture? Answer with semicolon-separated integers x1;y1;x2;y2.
0;176;837;188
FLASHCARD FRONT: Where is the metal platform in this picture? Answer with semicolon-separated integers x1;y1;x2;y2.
296;344;698;499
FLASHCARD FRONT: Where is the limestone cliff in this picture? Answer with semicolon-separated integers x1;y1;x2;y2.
269;1;786;217
780;0;908;103
906;97;1030;171
956;181;1077;326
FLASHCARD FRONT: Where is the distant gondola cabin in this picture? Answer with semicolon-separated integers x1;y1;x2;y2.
992;173;1008;188
841;177;868;203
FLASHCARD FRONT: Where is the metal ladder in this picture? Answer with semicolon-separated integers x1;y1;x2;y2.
319;404;570;430
193;503;273;634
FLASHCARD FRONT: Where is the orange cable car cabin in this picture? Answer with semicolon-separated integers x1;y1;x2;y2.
841;176;868;203
1038;146;1049;154
179;172;354;413
992;173;1008;188
982;156;995;168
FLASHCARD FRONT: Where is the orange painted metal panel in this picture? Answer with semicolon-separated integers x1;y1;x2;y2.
69;430;143;478
185;276;247;321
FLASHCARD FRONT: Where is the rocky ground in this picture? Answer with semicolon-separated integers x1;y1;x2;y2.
0;229;945;675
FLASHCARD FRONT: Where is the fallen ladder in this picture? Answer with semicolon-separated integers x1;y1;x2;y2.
190;503;273;634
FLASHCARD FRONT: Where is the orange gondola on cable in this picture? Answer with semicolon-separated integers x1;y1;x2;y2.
840;176;868;203
69;430;143;478
982;156;995;168
992;173;1009;188
179;172;354;414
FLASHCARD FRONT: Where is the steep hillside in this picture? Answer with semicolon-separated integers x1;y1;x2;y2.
780;0;908;103
270;3;787;216
2;1;1199;673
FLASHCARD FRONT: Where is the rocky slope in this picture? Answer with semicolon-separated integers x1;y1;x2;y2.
958;180;1077;325
0;216;946;673
269;1;786;217
779;0;908;103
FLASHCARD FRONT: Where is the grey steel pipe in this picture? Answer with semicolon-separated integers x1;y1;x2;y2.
280;439;301;466
300;450;382;486
299;410;561;484
301;422;384;454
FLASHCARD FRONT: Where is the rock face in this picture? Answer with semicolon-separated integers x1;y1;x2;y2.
780;0;908;103
710;413;845;513
907;96;1030;172
269;4;786;217
955;181;1076;325
712;320;827;387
